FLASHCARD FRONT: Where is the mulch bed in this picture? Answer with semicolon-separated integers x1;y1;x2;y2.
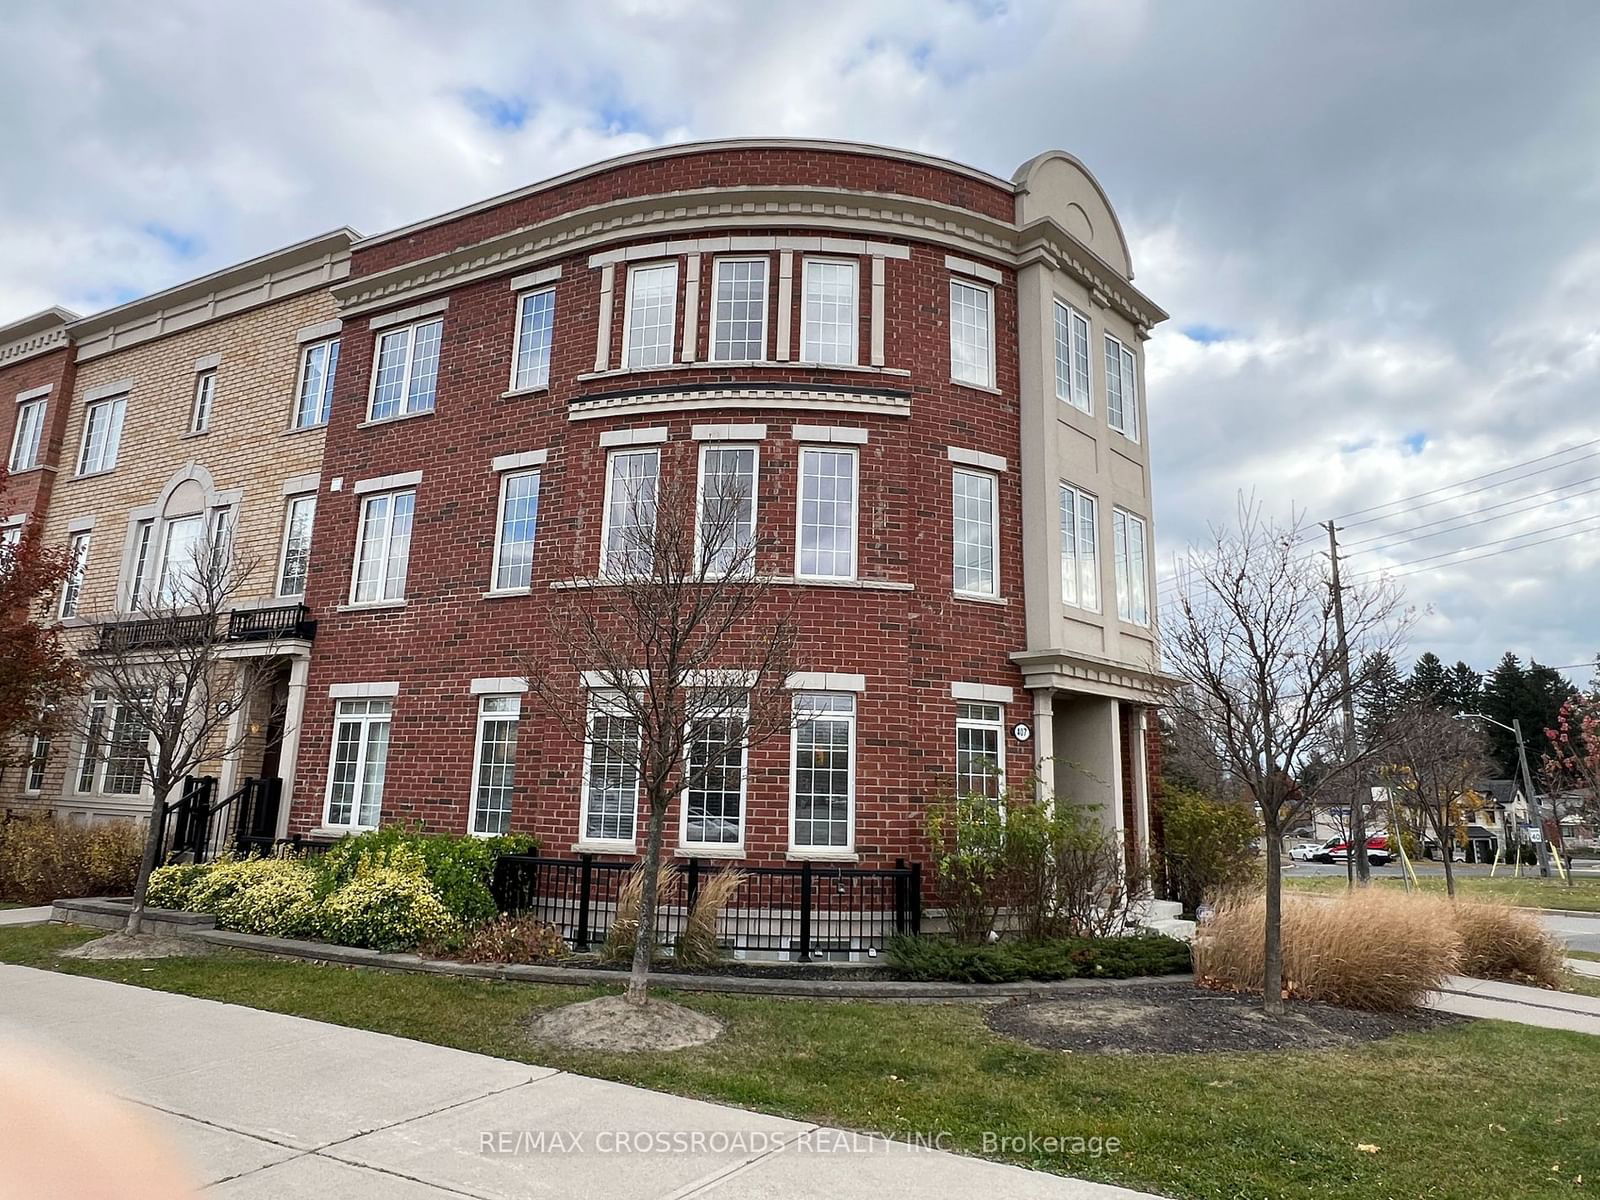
544;956;898;981
986;981;1466;1054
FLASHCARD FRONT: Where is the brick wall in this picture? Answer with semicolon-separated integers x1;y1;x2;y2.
0;345;76;525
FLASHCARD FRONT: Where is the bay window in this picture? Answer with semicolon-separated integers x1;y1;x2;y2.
682;703;747;848
601;448;659;576
696;444;757;576
800;260;857;365
1113;508;1150;625
1059;483;1100;612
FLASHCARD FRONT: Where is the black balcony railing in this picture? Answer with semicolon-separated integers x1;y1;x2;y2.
227;604;316;642
91;605;315;652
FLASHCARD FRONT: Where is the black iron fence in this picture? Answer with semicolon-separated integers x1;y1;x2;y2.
92;605;316;654
228;604;316;642
492;853;921;960
155;775;284;864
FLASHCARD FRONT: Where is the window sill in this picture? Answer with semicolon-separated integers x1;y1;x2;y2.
72;467;117;482
571;840;636;855
482;587;531;599
7;464;52;478
500;384;550;400
336;599;408;613
1058;398;1094;419
772;575;915;592
675;845;746;860
357;409;435;431
955;591;1008;606
786;849;861;863
950;377;1002;396
308;826;367;839
283;421;328;437
1109;427;1141;446
181;429;210;440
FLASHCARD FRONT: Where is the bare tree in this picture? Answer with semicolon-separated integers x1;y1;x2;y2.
1379;703;1491;898
68;525;285;936
524;449;799;1005
1163;502;1404;1015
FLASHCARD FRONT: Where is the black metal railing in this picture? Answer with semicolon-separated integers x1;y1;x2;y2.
155;775;284;864
93;614;215;652
228;604;316;642
492;853;921;960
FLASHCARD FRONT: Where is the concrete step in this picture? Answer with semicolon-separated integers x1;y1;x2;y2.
1143;917;1196;942
1134;898;1185;922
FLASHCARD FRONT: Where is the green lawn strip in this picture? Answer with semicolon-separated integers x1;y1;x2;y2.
1564;972;1600;999
1568;949;1600;963
1284;873;1600;912
3;925;1597;1199
0;902;25;910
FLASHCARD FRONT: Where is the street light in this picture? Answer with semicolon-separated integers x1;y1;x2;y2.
1456;712;1551;879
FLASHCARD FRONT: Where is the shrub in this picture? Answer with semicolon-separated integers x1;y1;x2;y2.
431;915;568;964
0;815;142;904
601;860;680;964
887;934;1192;983
210;860;320;938
1194;890;1459;1011
1158;785;1261;913
1451;902;1564;988
144;861;212;909
314;826;536;925
319;866;456;951
676;870;745;967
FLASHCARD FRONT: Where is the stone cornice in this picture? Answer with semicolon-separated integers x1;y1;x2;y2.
0;321;71;369
333;186;1166;333
1009;647;1180;704
569;383;912;423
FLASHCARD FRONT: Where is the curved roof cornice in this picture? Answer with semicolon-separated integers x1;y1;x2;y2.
1011;149;1135;280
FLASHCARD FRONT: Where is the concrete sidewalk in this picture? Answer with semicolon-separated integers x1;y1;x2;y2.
0;964;1154;1199
1428;975;1600;1036
0;905;52;926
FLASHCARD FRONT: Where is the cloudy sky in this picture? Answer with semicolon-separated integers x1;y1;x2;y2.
3;0;1597;680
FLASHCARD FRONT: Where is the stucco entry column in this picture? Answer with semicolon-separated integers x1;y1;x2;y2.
273;655;311;840
1030;685;1056;807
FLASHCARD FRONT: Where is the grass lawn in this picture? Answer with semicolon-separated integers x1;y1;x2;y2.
1283;872;1600;912
0;902;25;910
2;926;1597;1199
1570;949;1600;963
1566;972;1600;999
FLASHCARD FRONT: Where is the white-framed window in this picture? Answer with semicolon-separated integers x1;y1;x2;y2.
601;448;659;576
695;444;757;576
24;735;48;794
155;514;207;605
325;697;391;829
189;369;216;434
76;688;149;797
9;395;46;472
1113;508;1150;625
790;692;855;850
277;494;317;599
952;468;999;598
369;317;443;421
351;489;416;604
711;257;768;362
60;531;90;618
955;702;1005;799
581;693;639;844
510;288;556;391
1105;333;1140;441
682;702;747;848
1059;483;1100;612
623;262;678;369
800;259;857;365
77;393;126;475
949;279;994;389
471;694;519;836
795;446;857;581
293;337;340;429
1054;301;1092;413
491;469;540;592
126;519;155;609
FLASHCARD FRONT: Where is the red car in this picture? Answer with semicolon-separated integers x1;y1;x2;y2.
1312;836;1393;866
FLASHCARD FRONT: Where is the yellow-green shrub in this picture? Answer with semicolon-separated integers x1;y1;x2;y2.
319;866;456;951
145;862;211;909
0;815;142;904
211;860;320;938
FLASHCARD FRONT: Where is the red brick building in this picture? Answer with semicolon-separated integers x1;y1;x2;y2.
0;308;79;542
282;140;1169;873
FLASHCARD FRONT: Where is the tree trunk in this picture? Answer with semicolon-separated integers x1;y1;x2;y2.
1440;832;1457;899
126;785;170;937
626;791;669;1006
1263;840;1285;1016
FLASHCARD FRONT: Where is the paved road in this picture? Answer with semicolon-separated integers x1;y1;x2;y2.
1287;860;1600;879
0;964;1153;1199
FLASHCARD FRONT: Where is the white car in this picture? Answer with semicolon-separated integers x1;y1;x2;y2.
1289;843;1322;861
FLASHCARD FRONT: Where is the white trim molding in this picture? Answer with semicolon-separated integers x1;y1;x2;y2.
281;472;321;496
944;253;1005;285
597;426;668;448
947;445;1008;473
786;671;867;693
470;676;529;695
582;669;650;690
353;469;423;495
296;318;344;344
692;423;767;442
509;264;562;291
491;448;548;473
66;514;96;534
15;384;51;403
951;681;1015;704
85;378;134;403
571;386;909;423
792;424;868;445
588;233;912;268
683;669;759;687
327;681;399;699
368;297;448;332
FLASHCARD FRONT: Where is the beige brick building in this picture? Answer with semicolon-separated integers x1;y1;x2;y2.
9;230;356;827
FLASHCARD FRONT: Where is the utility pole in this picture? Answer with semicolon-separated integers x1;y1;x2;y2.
1325;521;1371;884
1512;718;1554;880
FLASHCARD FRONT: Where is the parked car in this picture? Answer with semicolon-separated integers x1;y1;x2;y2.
1289;842;1323;861
1311;836;1393;866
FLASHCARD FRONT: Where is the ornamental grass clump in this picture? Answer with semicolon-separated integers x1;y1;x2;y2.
1450;901;1564;989
602;861;681;964
676;870;746;967
1194;890;1459;1011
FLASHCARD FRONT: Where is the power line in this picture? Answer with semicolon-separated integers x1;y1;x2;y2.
1346;476;1600;555
1360;515;1600;580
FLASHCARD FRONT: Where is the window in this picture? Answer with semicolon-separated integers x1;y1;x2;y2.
955;702;1005;799
76;689;148;796
277;495;317;598
471;694;519;836
795;446;856;580
1058;483;1100;611
369;318;442;421
325;698;391;829
77;394;126;474
682;703;746;847
952;468;998;598
949;279;994;388
60;531;90;618
24;735;48;794
294;338;340;429
155;514;206;605
1105;334;1140;440
582;695;638;843
189;369;216;434
127;519;154;609
491;470;540;592
696;444;757;576
351;489;416;604
1054;301;1092;413
1113;509;1150;625
800;260;857;365
790;692;855;849
711;258;768;362
601;449;659;576
511;289;555;391
623;263;678;369
10;395;45;471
